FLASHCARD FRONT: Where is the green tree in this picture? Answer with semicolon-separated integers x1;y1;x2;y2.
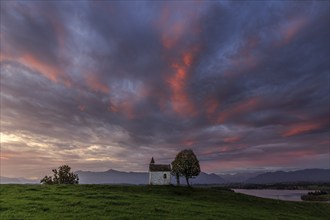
40;165;79;184
171;149;200;187
171;162;181;186
40;175;53;184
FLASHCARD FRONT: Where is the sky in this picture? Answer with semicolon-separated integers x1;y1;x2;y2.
0;1;329;179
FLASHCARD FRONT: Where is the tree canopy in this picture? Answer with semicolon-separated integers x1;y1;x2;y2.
171;149;200;186
40;165;79;184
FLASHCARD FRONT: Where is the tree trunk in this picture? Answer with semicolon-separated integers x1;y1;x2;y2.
185;176;190;187
176;173;180;186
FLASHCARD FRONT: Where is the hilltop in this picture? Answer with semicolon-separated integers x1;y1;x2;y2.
0;185;329;219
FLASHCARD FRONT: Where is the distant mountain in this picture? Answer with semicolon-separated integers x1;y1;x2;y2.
219;172;265;183
0;176;38;184
76;169;148;184
246;169;330;184
76;169;225;185
3;168;327;185
181;172;225;185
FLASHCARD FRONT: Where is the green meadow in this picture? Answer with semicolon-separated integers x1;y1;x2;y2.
0;184;329;220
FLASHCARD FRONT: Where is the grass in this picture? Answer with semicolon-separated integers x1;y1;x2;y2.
0;184;329;220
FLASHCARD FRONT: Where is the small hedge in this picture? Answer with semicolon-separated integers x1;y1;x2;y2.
301;190;330;201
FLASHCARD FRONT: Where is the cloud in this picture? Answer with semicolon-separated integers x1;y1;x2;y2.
0;1;329;178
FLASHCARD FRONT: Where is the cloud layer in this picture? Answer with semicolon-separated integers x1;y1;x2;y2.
1;1;329;178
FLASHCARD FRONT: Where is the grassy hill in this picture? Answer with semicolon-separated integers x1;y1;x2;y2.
0;185;329;219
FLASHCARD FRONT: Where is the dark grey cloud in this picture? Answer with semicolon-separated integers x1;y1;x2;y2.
0;1;329;178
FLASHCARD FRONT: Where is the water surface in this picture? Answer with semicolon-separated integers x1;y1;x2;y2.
233;189;312;201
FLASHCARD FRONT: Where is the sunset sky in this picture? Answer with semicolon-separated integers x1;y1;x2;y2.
1;1;329;179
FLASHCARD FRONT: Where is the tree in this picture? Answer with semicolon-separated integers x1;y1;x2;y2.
171;161;181;186
40;165;79;184
40;175;53;184
171;149;200;187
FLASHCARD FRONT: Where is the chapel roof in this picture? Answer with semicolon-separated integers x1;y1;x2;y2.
149;164;171;172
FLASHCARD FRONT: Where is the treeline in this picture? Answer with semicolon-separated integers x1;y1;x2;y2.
222;182;330;190
301;190;330;201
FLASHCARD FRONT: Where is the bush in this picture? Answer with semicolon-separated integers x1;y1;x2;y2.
40;165;79;184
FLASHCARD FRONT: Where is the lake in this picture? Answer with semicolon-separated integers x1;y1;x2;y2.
233;189;312;201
